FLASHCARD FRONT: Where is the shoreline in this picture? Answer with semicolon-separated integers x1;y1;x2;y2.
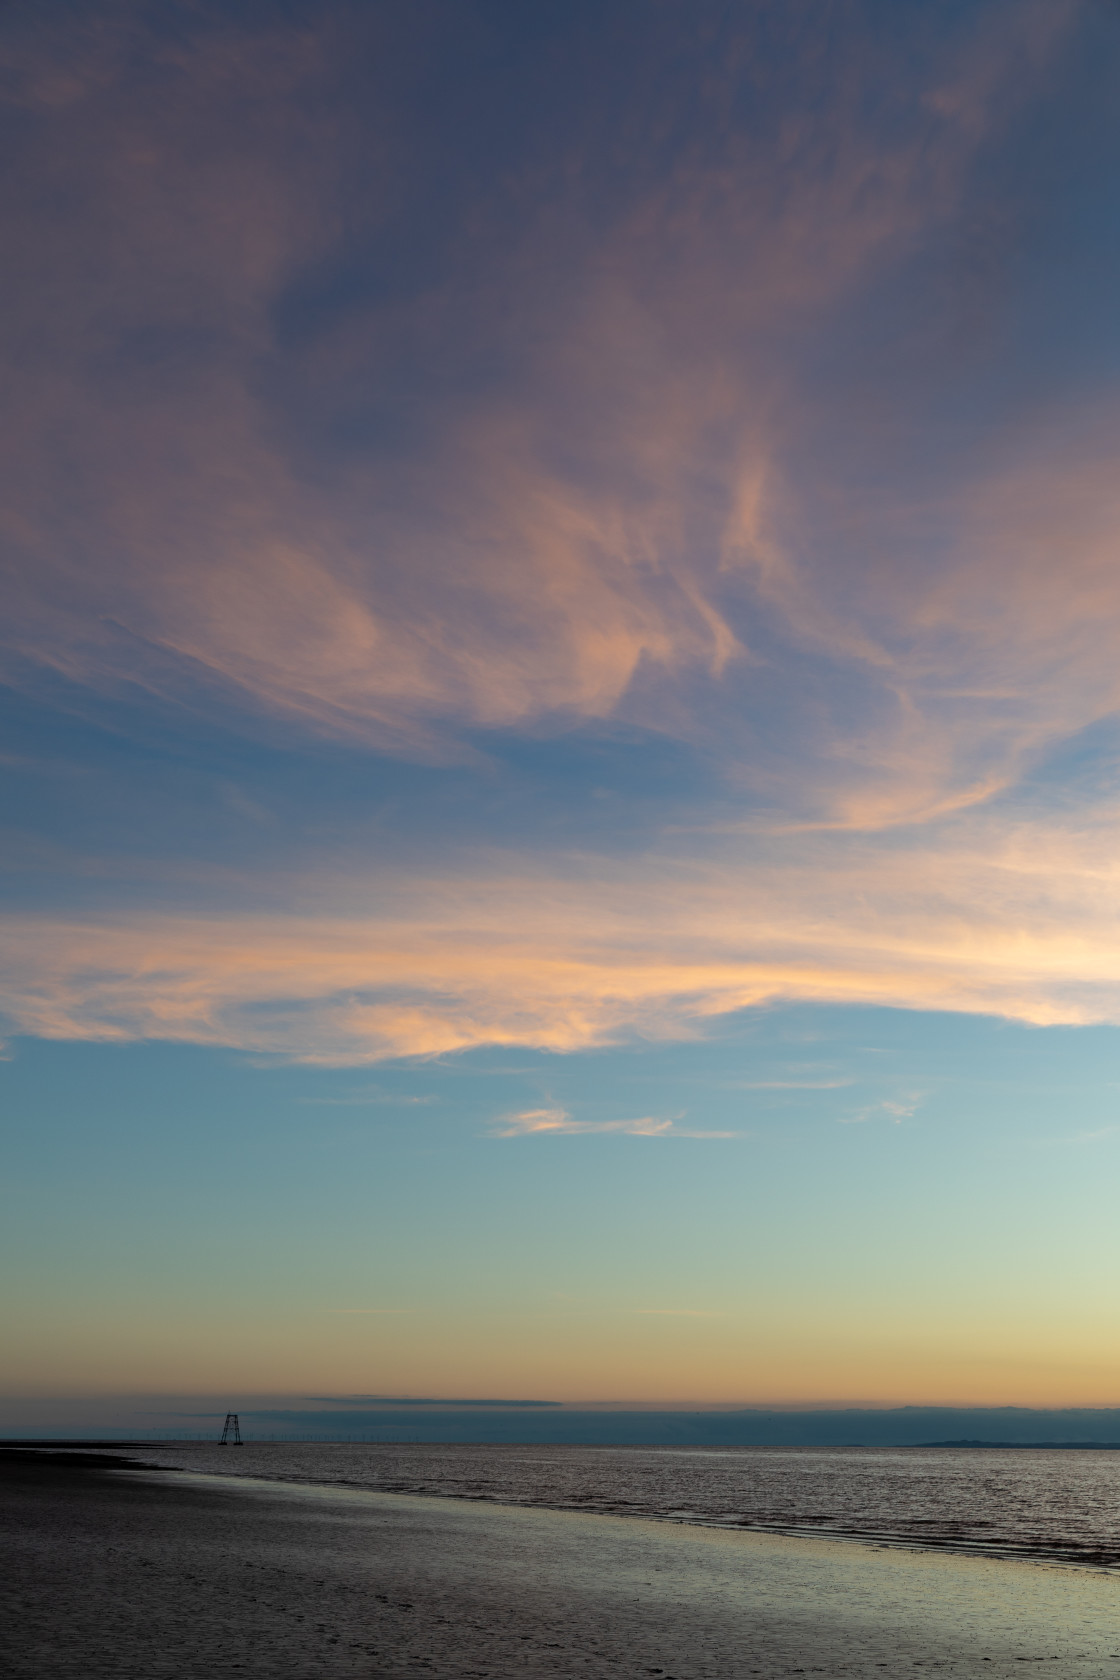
166;1466;1120;1576
5;1450;1120;1678
14;1443;1120;1577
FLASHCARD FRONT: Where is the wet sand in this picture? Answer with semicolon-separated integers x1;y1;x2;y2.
4;1451;1120;1679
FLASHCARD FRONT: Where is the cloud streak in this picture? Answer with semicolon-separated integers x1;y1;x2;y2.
9;801;1120;1063
491;1108;736;1139
840;1094;925;1126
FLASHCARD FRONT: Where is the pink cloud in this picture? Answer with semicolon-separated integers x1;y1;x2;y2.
0;0;1075;796
491;1108;734;1138
3;2;1115;1077
6;802;1120;1063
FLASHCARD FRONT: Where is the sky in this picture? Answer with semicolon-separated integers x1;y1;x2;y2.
5;0;1120;1432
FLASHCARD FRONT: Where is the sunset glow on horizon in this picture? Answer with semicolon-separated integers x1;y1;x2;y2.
5;0;1120;1422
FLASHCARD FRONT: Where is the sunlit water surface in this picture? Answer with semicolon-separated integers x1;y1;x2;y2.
103;1442;1120;1569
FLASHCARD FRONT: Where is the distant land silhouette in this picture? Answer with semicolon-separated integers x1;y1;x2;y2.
9;1407;1120;1447
921;1439;1120;1450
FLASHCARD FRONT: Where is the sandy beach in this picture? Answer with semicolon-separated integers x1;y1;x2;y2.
4;1450;1120;1679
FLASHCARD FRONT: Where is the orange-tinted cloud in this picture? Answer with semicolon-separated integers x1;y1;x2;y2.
5;0;1117;1075
7;803;1120;1062
0;0;1080;792
492;1108;734;1138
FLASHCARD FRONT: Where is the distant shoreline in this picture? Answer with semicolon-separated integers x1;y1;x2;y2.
920;1439;1120;1449
9;1435;1120;1451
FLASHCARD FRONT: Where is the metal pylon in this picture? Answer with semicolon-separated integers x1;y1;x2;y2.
219;1412;242;1445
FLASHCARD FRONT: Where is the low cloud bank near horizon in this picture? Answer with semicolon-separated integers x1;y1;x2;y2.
8;1402;1120;1448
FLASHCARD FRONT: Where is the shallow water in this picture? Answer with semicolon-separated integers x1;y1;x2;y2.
92;1441;1120;1569
9;1459;1120;1679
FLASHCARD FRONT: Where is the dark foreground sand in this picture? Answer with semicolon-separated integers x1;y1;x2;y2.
3;1451;1120;1679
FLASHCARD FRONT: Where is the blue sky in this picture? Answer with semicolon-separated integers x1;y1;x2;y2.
4;0;1120;1419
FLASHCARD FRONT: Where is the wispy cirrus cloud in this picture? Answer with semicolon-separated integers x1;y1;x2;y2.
729;1079;854;1090
491;1108;736;1139
8;793;1120;1064
1023;1120;1120;1151
297;1090;435;1107
2;0;1117;1085
0;0;1084;827
840;1093;925;1126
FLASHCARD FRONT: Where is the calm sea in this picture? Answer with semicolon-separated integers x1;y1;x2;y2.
91;1441;1120;1570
